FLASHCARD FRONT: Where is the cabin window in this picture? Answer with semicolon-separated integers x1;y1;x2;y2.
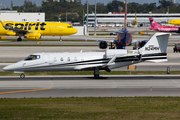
60;57;64;61
54;57;57;62
24;55;40;61
67;57;70;61
74;57;77;61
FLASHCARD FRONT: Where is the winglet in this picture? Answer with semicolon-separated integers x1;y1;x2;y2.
0;20;6;28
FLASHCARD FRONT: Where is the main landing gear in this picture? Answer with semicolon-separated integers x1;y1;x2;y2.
20;73;25;79
17;34;22;41
109;42;115;49
17;37;22;42
94;67;99;78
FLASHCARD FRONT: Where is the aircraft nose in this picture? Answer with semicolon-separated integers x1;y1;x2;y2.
3;63;19;71
73;28;78;34
168;21;172;24
3;65;12;71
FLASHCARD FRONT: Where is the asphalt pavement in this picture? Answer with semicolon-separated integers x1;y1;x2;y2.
0;75;180;98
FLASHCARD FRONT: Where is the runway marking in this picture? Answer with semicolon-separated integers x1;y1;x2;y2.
0;88;52;95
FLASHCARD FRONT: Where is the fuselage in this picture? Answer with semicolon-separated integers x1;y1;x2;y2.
3;50;139;72
116;30;132;48
168;19;180;25
0;21;77;36
149;17;179;32
149;26;179;32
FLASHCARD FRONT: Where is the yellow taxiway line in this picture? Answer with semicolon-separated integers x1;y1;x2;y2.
0;88;52;94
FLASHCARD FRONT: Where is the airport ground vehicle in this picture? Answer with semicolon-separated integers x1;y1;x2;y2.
173;43;180;52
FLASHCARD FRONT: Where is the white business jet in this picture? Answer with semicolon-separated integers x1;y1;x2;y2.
3;33;170;78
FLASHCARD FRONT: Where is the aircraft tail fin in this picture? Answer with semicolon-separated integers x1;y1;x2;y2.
139;33;170;63
123;0;127;30
135;12;137;22
149;18;161;28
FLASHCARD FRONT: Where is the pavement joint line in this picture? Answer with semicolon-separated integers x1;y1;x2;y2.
172;80;180;88
0;88;53;95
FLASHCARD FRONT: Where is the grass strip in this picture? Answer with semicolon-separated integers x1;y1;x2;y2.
0;97;180;120
0;71;180;76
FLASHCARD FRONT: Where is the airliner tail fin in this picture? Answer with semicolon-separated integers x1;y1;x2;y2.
149;18;161;27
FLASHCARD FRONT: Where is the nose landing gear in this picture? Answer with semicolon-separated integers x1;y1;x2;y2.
20;73;25;79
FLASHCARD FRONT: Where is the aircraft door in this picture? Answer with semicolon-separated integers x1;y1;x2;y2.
59;26;63;36
43;54;50;63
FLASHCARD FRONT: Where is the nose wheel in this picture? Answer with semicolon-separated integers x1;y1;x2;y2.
20;73;25;79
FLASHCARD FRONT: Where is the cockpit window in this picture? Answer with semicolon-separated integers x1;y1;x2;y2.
24;55;40;61
67;26;73;28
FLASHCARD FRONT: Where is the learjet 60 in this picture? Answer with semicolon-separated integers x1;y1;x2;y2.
3;33;170;78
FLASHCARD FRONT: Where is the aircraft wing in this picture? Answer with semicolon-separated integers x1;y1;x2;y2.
132;39;149;43
62;36;148;44
74;53;140;71
61;36;114;43
5;27;30;34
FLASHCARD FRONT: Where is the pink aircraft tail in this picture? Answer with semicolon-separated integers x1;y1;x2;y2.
149;18;161;28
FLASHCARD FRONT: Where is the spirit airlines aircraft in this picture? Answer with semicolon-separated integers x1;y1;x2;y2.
149;18;180;33
3;33;170;78
0;20;78;41
168;19;180;25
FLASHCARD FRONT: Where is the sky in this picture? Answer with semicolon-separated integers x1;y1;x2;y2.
0;0;180;8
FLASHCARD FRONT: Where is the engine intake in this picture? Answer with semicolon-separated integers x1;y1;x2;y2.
99;41;107;49
25;33;41;40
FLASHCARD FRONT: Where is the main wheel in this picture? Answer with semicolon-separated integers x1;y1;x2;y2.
94;74;99;78
20;73;25;79
17;38;22;42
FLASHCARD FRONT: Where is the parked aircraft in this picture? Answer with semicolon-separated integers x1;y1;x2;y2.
131;12;137;26
69;0;146;49
3;33;170;78
149;18;180;33
168;19;180;25
0;20;77;41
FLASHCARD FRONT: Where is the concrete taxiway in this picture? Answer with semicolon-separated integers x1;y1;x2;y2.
0;75;180;98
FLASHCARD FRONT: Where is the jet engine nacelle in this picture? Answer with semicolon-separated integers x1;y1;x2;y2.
25;33;41;40
99;41;108;49
117;32;132;46
138;41;147;48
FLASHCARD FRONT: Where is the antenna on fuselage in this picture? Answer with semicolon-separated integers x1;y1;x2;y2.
123;0;127;31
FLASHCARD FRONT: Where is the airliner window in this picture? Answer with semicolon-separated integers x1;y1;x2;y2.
61;57;64;61
74;57;77;61
67;26;73;28
25;55;40;61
